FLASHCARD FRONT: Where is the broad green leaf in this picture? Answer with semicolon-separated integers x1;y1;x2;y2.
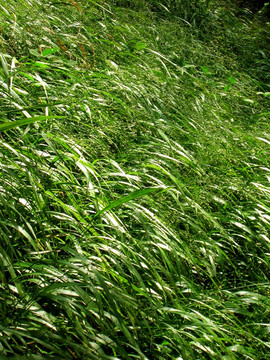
0;116;65;132
42;47;58;56
94;188;159;218
134;41;147;50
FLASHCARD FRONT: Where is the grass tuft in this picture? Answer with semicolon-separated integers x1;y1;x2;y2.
0;0;269;359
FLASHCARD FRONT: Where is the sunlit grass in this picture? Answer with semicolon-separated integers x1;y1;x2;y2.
0;0;269;359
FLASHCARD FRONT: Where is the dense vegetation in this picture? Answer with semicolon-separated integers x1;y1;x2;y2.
0;0;269;359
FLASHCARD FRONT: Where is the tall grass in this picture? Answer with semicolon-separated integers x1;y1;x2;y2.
0;0;269;359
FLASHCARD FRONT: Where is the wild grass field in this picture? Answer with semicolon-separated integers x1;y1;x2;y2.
0;0;269;359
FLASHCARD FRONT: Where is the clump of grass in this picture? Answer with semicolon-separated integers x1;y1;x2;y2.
0;0;269;359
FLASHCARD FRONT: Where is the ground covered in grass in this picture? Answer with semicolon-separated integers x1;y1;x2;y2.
0;0;269;359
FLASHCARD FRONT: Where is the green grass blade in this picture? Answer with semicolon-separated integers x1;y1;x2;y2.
0;116;65;132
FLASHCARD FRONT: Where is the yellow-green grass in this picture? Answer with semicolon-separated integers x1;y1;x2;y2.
0;0;269;359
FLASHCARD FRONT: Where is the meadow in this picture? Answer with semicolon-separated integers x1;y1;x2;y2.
0;0;269;359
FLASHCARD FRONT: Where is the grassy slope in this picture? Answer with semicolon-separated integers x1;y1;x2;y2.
0;0;269;359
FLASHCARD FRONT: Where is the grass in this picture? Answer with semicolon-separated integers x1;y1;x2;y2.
0;0;269;359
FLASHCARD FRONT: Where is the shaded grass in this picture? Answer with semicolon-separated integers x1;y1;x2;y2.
0;0;269;359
